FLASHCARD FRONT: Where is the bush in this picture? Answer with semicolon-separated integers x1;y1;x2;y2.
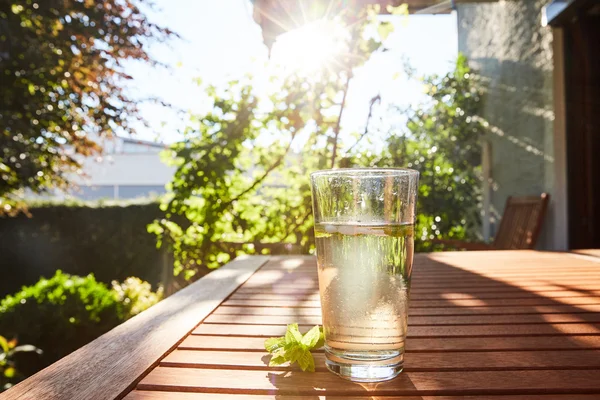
0;199;178;297
0;271;162;376
111;277;164;319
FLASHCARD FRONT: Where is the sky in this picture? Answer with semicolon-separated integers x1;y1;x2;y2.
125;0;458;150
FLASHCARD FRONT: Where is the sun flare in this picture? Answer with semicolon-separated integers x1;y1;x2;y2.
270;20;349;74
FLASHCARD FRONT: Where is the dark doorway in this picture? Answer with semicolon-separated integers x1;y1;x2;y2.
563;5;600;249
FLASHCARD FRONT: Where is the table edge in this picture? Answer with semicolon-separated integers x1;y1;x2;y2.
0;255;270;400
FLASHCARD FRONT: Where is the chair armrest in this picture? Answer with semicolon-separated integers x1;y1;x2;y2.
431;238;496;251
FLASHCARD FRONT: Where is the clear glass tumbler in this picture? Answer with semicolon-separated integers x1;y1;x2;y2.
310;168;419;382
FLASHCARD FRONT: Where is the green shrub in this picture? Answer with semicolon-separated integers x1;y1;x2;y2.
0;200;181;297
111;277;164;319
0;271;161;376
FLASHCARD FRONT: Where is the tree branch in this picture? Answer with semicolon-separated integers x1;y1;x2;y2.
345;94;381;155
283;208;312;241
220;135;296;211
330;70;352;169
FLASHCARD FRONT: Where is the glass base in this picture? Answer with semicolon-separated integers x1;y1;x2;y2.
325;346;404;382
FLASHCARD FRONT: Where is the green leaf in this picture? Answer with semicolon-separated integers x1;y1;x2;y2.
268;354;287;366
0;336;8;354
264;337;285;353
301;325;321;349
377;21;394;42
314;327;325;350
297;350;315;372
285;345;305;363
284;323;303;345
387;4;409;15
265;324;324;372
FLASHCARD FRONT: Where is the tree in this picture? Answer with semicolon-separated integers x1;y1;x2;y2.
0;0;174;214
151;5;406;279
152;9;485;279
349;54;487;250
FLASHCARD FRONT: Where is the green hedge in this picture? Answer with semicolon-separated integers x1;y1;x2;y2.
0;200;170;297
0;271;162;378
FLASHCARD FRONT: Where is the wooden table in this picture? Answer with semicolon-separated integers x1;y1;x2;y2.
3;251;600;399
572;249;600;258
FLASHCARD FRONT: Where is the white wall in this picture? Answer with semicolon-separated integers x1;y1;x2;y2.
75;153;175;187
456;0;564;249
66;136;176;200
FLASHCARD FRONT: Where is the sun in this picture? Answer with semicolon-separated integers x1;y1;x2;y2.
270;19;349;74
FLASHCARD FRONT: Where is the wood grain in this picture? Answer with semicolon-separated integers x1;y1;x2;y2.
180;334;600;352
161;349;600;371
137;367;600;395
10;250;596;399
235;282;600;294
203;312;600;326
193;323;600;337
223;296;600;308
0;256;270;400
213;303;600;316
125;393;600;400
131;250;600;396
124;391;428;400
228;289;600;300
572;249;600;258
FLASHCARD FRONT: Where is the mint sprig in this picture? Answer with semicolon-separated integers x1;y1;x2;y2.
264;323;324;372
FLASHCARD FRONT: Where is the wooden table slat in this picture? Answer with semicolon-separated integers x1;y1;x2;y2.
161;349;600;371
138;367;600;395
193;322;600;337
223;296;600;308
213;303;600;316
203;312;600;326
125;392;600;400
572;249;600;258
180;334;600;352
229;290;600;301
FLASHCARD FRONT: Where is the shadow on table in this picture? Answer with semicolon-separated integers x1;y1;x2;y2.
253;251;600;397
267;370;421;399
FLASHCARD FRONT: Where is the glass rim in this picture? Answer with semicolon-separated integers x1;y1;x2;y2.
310;168;419;178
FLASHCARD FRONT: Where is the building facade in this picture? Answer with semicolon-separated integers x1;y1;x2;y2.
70;137;175;200
455;0;560;248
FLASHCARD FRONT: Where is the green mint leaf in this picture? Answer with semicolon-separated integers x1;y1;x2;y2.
297;350;315;372
314;326;325;349
264;337;285;353
301;325;321;348
285;323;303;345
265;323;323;373
285;345;305;363
269;354;287;366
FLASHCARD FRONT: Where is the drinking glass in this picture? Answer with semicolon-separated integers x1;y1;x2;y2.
310;168;419;382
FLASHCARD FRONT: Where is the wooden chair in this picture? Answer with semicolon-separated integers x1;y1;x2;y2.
434;193;550;250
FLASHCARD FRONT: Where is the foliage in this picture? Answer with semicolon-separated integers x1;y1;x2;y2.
0;0;175;214
152;7;484;277
0;270;161;376
0;200;177;297
151;5;403;279
264;324;324;372
0;336;41;391
372;54;486;250
112;277;163;319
